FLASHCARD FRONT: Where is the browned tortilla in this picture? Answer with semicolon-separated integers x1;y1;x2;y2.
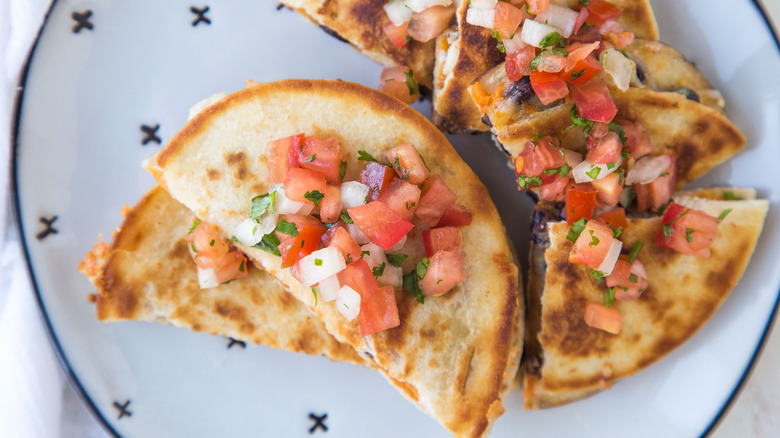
433;0;659;133
280;0;436;89
523;189;768;408
146;79;522;438
80;186;368;365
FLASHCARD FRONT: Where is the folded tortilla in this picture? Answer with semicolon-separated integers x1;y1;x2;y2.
79;186;369;365
434;0;659;133
280;0;436;89
472;38;745;186
145;79;523;438
523;188;769;408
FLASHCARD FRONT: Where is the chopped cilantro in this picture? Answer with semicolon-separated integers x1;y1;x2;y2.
613;227;623;238
685;227;694;242
188;218;201;234
404;69;419;96
539;31;561;48
566;218;587;242
723;191;741;201
314;258;323;266
580;0;591;5
550;48;569;56
626;241;644;264
656;199;672;215
491;31;505;53
250;192;275;219
718;208;733;220
360;250;370;259
386;253;408;267
570;69;586;81
311;287;318;307
608;121;627;144
658;172;670;178
403;271;425;304
517;174;544;189
307;154;317;163
604;287;615;307
588;230;600;247
629;273;638;283
209;239;215;246
357;150;379;162
372;262;386;279
340;212;354;224
586;166;601;180
607;162;616;170
569;105;592;128
303;190;325;206
252;233;281;257
339;160;347;182
416;258;430;279
276;219;299;237
591;269;606;280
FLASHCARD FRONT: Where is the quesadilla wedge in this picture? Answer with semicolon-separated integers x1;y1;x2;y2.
471;38;745;186
145;79;522;438
79;186;369;365
279;0;439;90
434;0;659;132
522;188;769;408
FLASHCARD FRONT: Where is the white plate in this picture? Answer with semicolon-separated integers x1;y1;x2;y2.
12;1;780;437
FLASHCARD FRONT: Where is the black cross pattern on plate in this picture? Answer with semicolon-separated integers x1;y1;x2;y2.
71;10;93;33
36;216;58;240
308;413;328;434
227;337;246;349
141;124;161;145
113;400;132;419
190;6;211;26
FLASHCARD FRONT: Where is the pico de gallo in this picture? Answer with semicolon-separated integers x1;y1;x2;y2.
209;133;473;337
467;0;642;128
514;113;730;334
186;220;249;289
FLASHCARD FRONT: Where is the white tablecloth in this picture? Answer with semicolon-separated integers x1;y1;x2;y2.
0;1;778;436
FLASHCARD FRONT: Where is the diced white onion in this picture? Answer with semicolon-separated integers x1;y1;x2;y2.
562;149;583;168
341;181;370;209
360;242;387;268
273;185;311;215
520;20;562;48
534;4;579;37
336;286;361;321
317;274;341;303
298;247;347;287
572;157;623;183
387;235;407;253
346;223;370;245
600;48;636;92
502;33;528;54
625;155;672;185
380;263;403;289
384;1;413;26
233;218;265;246
466;7;494;29
470;0;497;9
596;239;623;276
197;268;218;289
257;212;278;235
360;242;403;289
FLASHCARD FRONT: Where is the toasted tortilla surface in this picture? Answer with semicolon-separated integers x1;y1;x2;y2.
148;79;522;438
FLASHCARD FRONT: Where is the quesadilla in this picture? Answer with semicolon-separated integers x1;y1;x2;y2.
145;79;522;438
79;186;368;365
279;0;438;90
471;37;745;186
522;188;769;408
434;0;659;132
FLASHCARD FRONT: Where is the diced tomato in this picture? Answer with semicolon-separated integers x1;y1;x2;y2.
213;250;249;284
571;78;617;123
564;53;603;85
605;30;634;49
587;131;621;164
635;156;676;213
515;136;566;178
416;175;457;227
266;133;304;183
319;184;342;223
538;174;571;202
436;203;474;227
596;207;628;229
569;219;614;268
565;184;598;225
385;143;430;185
407;5;455;43
586;122;609;150
658;203;720;258
382;19;409;48
563;42;600;72
419;250;464;296
337;259;378;299
276;215;326;269
422;227;462;257
348;201;414;250
376;179;421;221
583;302;623;334
299;137;343;183
494;2;525;39
360;161;395;201
529;71;569;105
618;119;653;159
327;226;362;264
187;222;230;269
591;172;622;206
284;167;328;204
358;285;400;336
379;66;418;105
536;53;566;73
506;46;537;82
526;0;551;15
584;0;623;28
606;256;648;301
573;7;589;35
